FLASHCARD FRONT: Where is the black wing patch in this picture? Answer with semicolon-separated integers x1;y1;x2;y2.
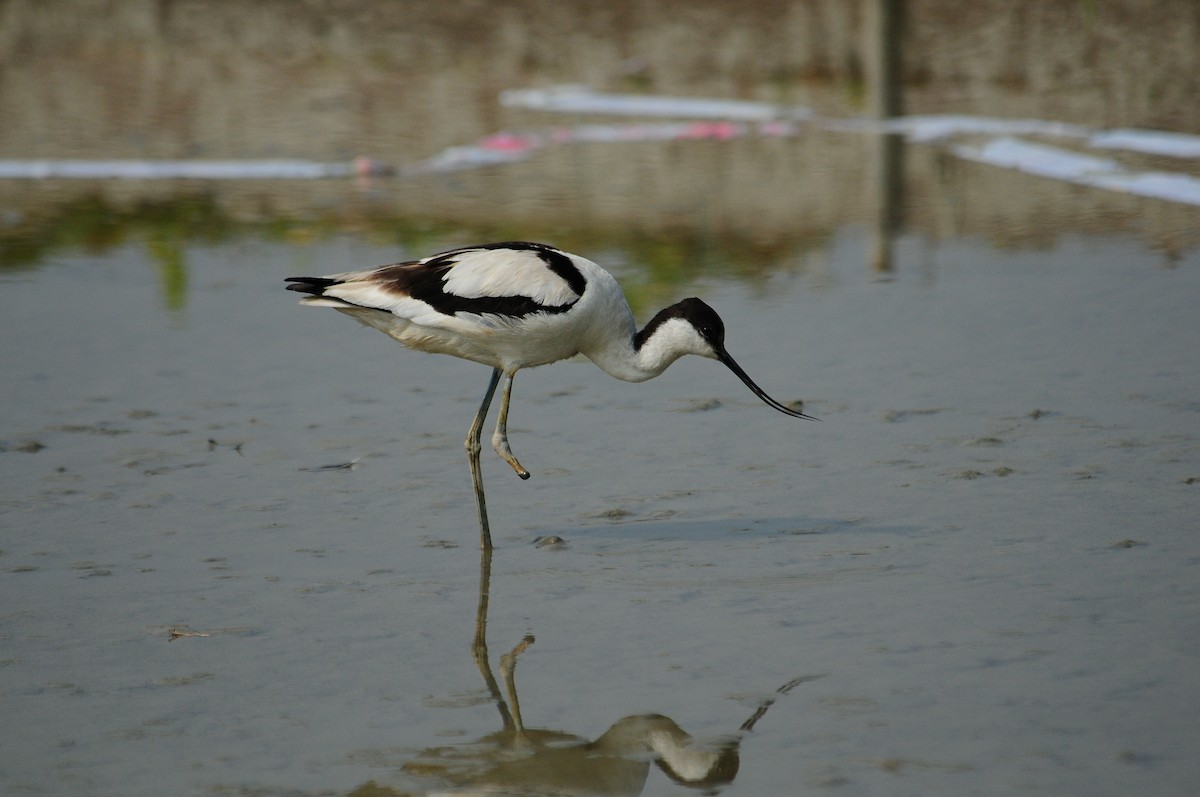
286;242;588;320
472;241;588;297
395;242;586;319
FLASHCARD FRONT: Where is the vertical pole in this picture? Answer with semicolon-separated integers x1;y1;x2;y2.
864;0;905;276
865;0;903;119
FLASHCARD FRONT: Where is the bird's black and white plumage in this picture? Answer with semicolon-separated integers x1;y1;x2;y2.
286;241;813;547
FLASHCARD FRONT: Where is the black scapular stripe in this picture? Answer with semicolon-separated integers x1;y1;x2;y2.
409;242;586;319
286;242;588;320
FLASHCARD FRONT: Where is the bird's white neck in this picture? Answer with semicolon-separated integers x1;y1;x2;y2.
582;314;713;383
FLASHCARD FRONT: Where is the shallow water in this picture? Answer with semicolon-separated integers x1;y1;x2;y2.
2;226;1198;795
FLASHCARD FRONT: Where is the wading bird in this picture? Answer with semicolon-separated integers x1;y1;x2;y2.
286;241;814;547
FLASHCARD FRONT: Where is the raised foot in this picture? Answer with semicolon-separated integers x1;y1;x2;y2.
501;451;531;480
493;433;530;480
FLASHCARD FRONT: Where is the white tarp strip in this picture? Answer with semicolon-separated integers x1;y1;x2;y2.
953;137;1200;206
4;86;1198;206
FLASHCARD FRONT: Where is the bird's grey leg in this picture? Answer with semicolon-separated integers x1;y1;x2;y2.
492;371;530;480
466;368;502;549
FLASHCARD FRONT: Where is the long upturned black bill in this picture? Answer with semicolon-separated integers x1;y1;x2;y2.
717;349;818;420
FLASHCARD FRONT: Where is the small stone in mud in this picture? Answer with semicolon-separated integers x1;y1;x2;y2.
597;507;632;519
14;440;46;453
168;627;211;641
679;398;722;412
881;408;946;423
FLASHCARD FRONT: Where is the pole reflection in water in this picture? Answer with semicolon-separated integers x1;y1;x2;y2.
349;540;821;796
868;131;906;276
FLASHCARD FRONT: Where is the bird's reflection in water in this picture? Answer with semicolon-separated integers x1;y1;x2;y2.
348;544;821;797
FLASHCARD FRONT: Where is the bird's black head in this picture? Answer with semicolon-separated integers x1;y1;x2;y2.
656;297;817;421
673;297;726;349
635;297;726;353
